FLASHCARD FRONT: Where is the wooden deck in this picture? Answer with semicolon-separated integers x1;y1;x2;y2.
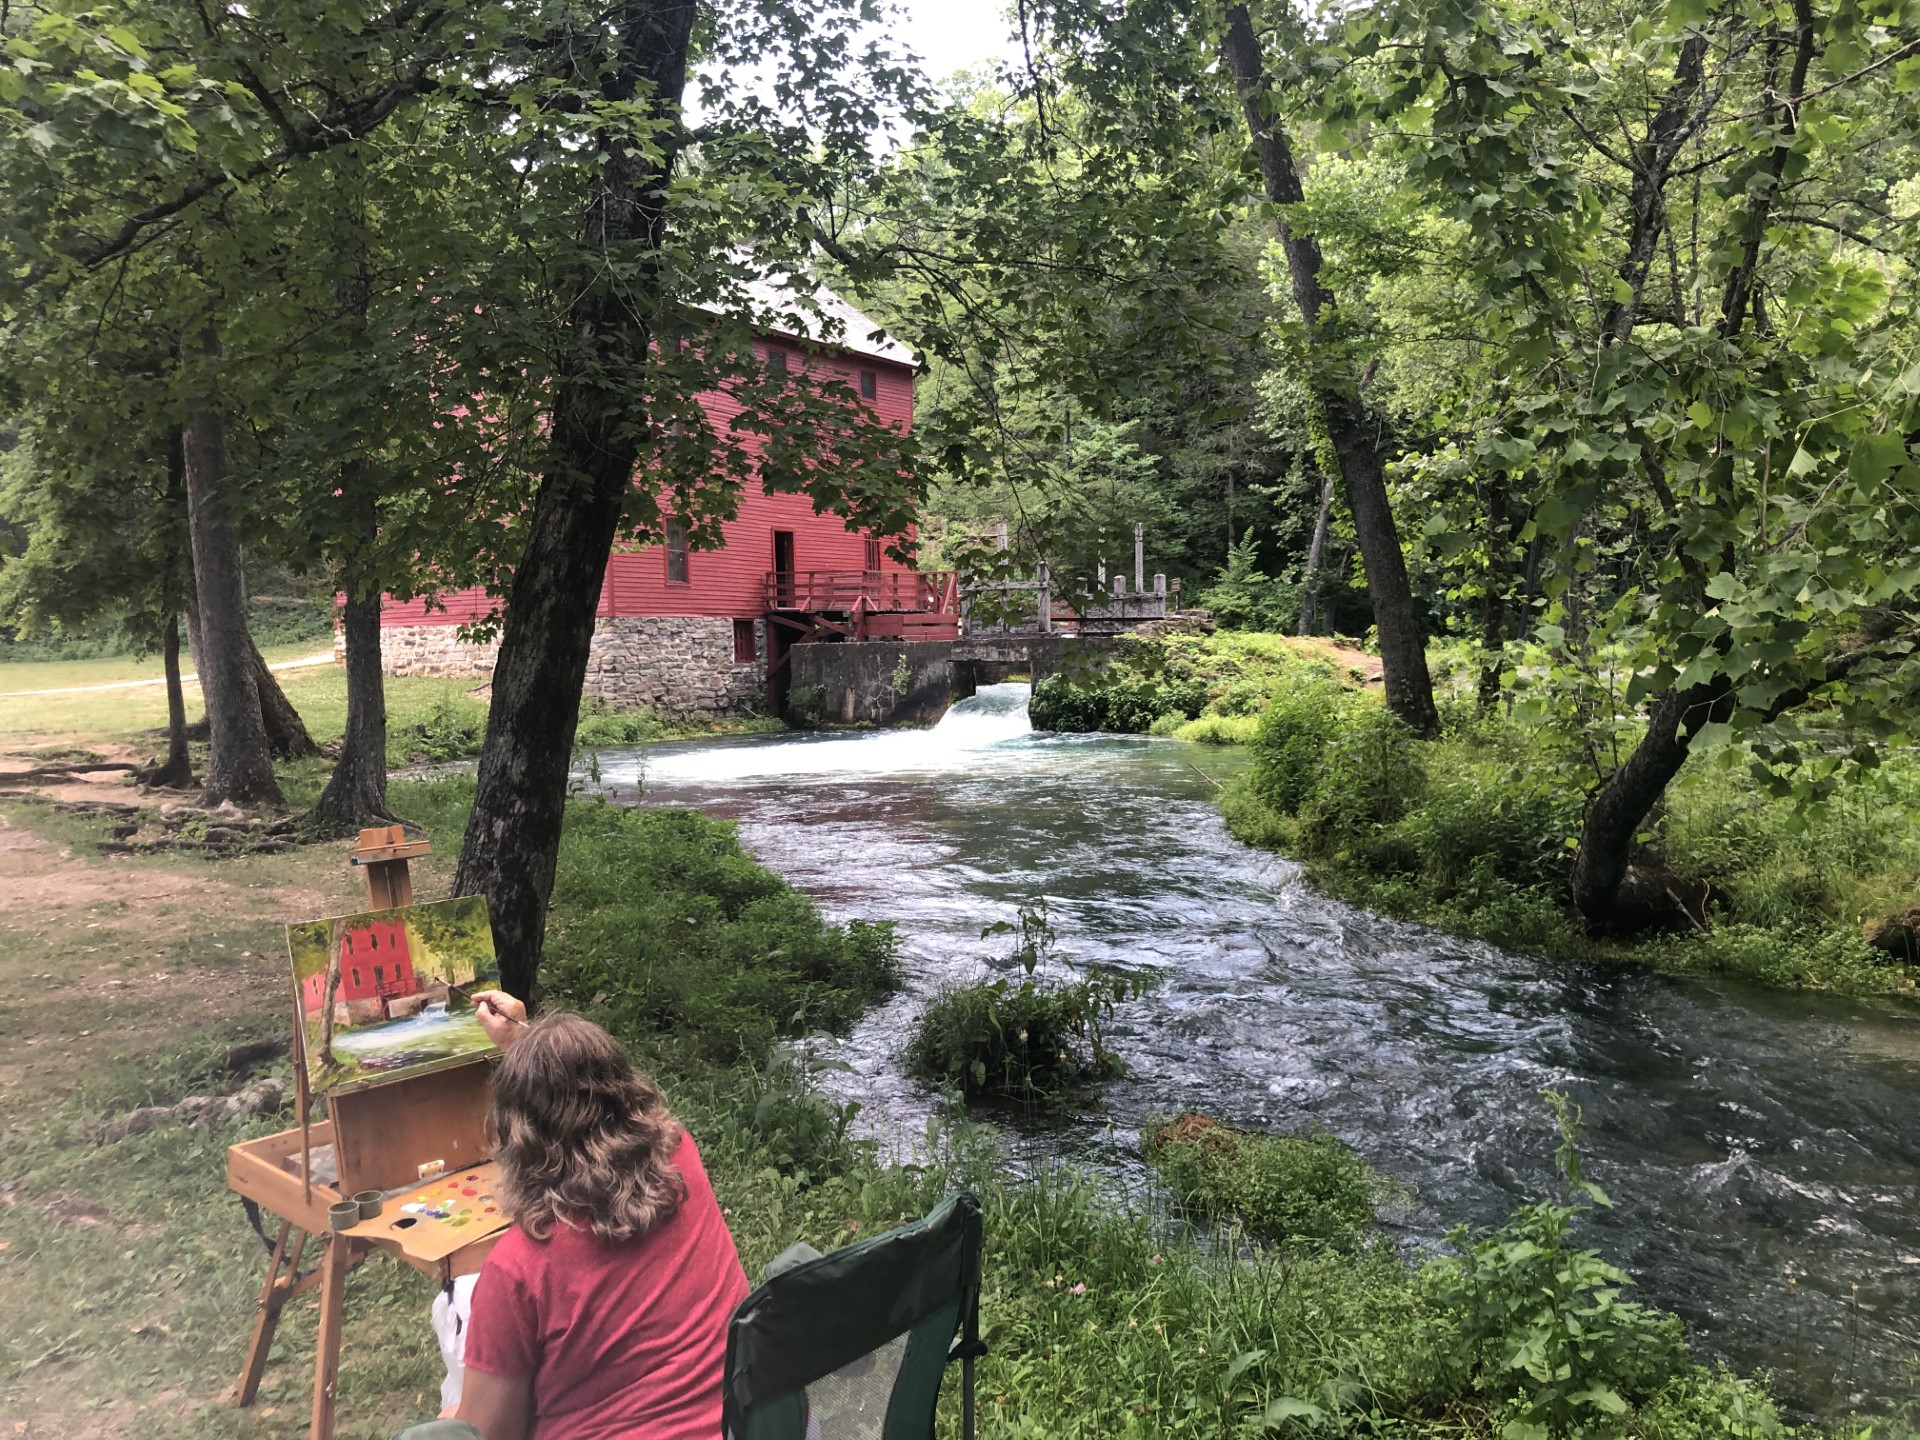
765;570;960;642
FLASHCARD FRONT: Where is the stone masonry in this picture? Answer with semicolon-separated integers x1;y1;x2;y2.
372;615;766;717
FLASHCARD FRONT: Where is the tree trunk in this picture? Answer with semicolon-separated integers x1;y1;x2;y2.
1221;4;1438;735
1573;8;1815;922
311;584;395;829
1572;681;1728;924
453;0;697;1000
248;632;319;759
145;612;198;789
146;430;198;789
183;387;283;809
1477;486;1510;713
1298;471;1334;636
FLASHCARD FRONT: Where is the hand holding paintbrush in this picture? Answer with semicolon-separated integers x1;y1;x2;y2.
461;988;531;1049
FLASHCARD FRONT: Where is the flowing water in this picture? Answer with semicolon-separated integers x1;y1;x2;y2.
587;684;1920;1411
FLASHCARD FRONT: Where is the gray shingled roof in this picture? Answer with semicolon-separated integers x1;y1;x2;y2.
695;270;918;368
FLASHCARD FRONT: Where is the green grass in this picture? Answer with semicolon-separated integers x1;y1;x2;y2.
1217;666;1920;1001
0;646;331;744
1144;1112;1383;1246
2;774;1891;1438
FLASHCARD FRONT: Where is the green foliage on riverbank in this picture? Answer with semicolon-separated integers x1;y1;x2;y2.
1030;630;1920;999
1217;660;1920;999
1028;631;1371;736
1145;1113;1381;1246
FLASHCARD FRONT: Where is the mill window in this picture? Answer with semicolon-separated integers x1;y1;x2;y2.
733;619;757;663
860;370;877;400
666;520;689;584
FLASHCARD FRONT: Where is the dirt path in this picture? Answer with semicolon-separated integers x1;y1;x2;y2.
0;811;357;1122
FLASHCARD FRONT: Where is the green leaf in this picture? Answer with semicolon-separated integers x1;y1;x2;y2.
1850;432;1907;488
1264;1397;1327;1428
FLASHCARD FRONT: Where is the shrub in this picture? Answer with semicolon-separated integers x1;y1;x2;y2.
542;804;899;1064
1171;713;1258;745
573;702;669;750
907;904;1142;1101
1400;760;1579;898
907;974;1135;1101
391;693;488;763
1247;677;1350;813
1292;697;1425;863
1028;672;1206;735
1423;1094;1689;1435
1196;537;1302;632
1145;1112;1380;1246
783;683;830;727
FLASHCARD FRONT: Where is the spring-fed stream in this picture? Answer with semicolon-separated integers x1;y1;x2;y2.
587;684;1920;1411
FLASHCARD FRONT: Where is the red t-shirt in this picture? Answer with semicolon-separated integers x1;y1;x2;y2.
463;1131;748;1440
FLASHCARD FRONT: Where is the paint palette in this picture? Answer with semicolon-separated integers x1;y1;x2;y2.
344;1160;512;1264
397;1172;503;1228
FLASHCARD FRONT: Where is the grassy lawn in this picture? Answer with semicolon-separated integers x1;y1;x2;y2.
0;781;1835;1440
0;647;343;748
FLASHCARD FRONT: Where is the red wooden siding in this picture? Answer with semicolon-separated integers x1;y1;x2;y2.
382;338;920;628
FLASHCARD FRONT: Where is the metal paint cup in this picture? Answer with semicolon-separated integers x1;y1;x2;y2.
354;1189;383;1220
328;1200;360;1231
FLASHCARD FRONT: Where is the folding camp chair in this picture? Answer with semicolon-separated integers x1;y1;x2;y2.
722;1192;986;1440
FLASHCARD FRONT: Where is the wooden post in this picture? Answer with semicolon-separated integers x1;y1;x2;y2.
234;1219;294;1406
309;1232;351;1440
350;824;430;910
1037;563;1052;634
1134;522;1145;593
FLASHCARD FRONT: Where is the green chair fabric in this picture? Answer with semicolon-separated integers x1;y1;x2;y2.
723;1192;985;1440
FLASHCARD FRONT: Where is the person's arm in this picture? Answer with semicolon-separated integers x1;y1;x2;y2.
456;1368;534;1440
471;991;528;1050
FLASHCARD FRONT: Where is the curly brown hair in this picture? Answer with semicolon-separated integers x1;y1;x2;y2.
489;1013;687;1243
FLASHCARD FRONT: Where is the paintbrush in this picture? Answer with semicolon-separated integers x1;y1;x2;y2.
448;980;530;1028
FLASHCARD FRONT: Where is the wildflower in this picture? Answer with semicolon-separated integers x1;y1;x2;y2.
1153;1324;1164;1336
1128;1318;1138;1330
1070;1282;1086;1295
1150;1254;1163;1265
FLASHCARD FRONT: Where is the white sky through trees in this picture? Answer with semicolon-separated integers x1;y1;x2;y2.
891;0;1025;81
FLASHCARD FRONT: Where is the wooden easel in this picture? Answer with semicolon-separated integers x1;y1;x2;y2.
227;825;510;1440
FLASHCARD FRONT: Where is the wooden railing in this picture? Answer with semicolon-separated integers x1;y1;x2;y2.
765;570;958;614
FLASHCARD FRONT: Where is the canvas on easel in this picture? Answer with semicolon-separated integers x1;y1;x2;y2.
286;894;500;1094
233;832;515;1440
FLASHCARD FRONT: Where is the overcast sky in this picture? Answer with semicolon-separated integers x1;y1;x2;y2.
887;0;1026;83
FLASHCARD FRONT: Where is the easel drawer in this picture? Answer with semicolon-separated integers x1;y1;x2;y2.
229;1121;342;1233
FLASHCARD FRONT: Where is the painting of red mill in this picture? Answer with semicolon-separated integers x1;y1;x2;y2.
286;894;499;1093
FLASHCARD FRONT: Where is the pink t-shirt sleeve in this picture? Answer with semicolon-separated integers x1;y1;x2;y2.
464;1254;538;1379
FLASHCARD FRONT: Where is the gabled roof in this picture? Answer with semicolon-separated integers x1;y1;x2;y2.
695;270;917;368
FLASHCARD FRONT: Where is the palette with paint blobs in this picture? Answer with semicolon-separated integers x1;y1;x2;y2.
343;1159;512;1264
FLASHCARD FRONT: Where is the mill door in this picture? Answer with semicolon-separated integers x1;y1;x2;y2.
772;530;796;609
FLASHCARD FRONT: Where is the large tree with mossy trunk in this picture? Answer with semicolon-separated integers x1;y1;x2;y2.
1;0;933;994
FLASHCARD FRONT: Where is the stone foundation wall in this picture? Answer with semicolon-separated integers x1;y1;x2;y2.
376;625;501;678
788;640;966;727
376;616;765;717
583;616;765;715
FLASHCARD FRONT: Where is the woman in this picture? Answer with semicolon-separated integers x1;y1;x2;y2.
447;996;749;1440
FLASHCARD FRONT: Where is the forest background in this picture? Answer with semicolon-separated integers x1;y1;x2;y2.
1;0;1918;1010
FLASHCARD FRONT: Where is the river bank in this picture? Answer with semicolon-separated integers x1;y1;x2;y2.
0;777;1835;1439
1027;631;1920;1004
599;689;1920;1418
